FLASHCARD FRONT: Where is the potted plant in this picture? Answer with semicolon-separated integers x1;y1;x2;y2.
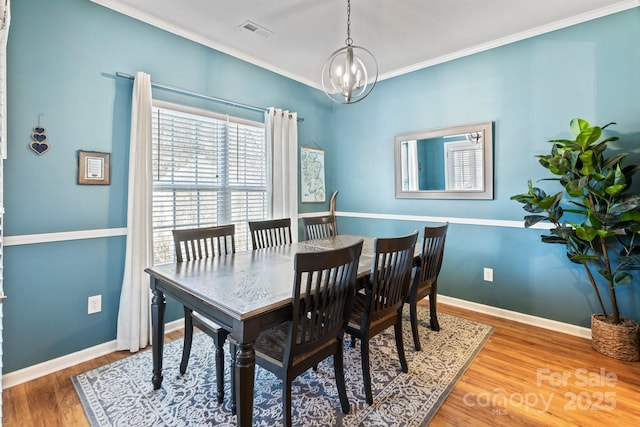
511;118;640;361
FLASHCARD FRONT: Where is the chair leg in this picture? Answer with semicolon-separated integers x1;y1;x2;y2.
409;297;421;351
360;336;373;405
429;291;440;331
394;316;409;373
283;378;292;427
212;331;229;404
180;307;194;375
334;343;351;414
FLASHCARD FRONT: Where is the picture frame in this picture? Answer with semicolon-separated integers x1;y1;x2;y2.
78;150;111;185
300;146;326;203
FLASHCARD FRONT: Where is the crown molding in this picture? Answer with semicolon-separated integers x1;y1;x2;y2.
380;0;640;81
92;0;639;89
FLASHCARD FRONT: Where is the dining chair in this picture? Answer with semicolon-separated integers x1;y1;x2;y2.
232;240;364;426
346;230;418;405
302;214;337;240
248;217;293;249
406;223;448;351
172;224;235;404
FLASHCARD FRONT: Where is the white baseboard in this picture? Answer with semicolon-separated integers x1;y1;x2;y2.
438;295;592;339
3;298;592;390
2;318;184;389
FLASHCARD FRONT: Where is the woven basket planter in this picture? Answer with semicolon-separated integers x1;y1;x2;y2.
591;314;640;362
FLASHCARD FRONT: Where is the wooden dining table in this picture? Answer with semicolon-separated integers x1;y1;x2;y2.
145;234;417;426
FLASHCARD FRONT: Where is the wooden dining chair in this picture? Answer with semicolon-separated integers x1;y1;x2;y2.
346;230;418;405
406;223;448;351
232;240;364;426
172;224;235;404
248;218;293;249
302;214;337;240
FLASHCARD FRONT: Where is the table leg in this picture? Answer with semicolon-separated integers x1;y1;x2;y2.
234;341;256;426
151;282;166;390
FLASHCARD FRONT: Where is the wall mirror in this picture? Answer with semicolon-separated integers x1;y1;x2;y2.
394;121;493;199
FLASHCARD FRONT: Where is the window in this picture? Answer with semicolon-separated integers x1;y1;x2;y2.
444;141;483;191
152;100;268;264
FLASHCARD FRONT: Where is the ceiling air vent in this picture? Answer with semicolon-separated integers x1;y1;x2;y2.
240;20;273;38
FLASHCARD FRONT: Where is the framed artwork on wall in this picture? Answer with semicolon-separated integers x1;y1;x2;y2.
78;150;110;185
300;146;326;203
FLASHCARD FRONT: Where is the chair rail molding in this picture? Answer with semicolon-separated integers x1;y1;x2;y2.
3;211;551;248
335;211;553;229
3;227;128;246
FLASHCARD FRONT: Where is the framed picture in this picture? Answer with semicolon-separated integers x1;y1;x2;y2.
78;150;111;185
300;146;326;203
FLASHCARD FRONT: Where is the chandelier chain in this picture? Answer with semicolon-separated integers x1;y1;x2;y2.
345;0;353;46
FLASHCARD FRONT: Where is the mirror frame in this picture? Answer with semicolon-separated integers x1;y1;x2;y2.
394;121;494;200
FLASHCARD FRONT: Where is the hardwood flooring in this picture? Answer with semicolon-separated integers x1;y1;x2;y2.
3;302;640;426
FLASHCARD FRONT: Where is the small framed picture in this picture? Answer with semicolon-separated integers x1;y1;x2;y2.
78;150;111;185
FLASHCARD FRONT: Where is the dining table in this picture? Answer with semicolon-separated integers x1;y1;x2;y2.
145;234;420;426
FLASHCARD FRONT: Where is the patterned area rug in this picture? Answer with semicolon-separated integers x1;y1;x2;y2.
72;308;493;426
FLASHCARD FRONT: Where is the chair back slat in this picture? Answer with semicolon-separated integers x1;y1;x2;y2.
302;215;337;240
417;224;448;286
248;218;293;249
285;240;363;361
172;225;236;262
367;231;418;318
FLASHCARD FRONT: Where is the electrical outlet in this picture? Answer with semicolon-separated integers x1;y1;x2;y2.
483;268;494;282
88;295;102;314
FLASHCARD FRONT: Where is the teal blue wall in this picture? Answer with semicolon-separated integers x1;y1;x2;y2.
332;9;640;328
418;137;445;190
3;0;333;373
4;0;640;375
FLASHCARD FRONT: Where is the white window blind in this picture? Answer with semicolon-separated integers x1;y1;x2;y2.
445;141;483;190
152;101;268;264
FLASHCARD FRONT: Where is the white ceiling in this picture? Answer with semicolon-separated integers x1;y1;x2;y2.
92;0;638;89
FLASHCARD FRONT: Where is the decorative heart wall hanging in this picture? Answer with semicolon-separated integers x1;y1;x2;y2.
29;126;49;155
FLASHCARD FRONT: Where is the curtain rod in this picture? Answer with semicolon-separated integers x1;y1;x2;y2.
115;72;304;121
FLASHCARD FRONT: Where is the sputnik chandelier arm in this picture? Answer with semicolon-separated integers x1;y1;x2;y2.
321;0;378;104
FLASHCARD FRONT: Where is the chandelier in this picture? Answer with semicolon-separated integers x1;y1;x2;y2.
321;0;378;104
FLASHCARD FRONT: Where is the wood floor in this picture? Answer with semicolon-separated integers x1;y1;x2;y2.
4;302;640;426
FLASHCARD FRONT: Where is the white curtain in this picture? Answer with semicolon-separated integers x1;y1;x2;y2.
266;108;298;242
406;140;419;191
116;71;153;352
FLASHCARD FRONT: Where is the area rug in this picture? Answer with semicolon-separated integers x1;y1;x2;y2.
72;308;493;426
